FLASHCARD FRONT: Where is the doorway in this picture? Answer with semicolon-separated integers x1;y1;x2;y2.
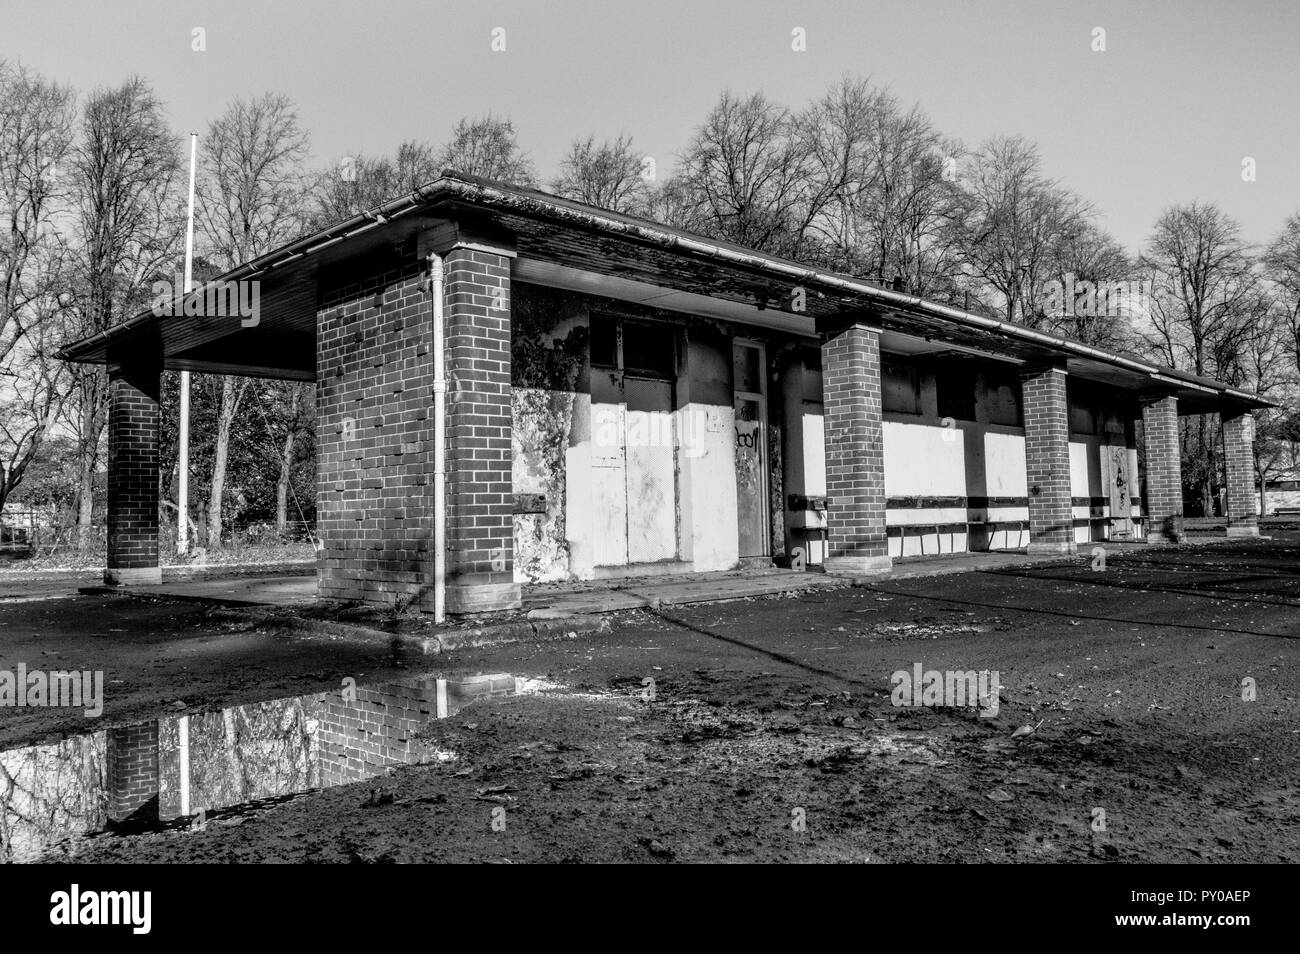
590;316;680;568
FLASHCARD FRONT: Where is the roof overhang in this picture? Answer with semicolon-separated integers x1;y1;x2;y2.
57;171;1270;413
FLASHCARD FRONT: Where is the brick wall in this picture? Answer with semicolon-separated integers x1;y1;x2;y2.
105;358;161;585
1223;410;1258;536
316;241;520;613
821;323;891;573
1140;394;1185;543
442;247;519;612
105;721;159;826
318;675;518;787
1021;366;1076;554
317;258;435;605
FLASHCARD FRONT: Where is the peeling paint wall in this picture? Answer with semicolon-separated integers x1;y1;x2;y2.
510;282;745;582
510;284;588;583
512;388;574;582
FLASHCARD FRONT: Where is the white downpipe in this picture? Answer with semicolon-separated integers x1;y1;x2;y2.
431;254;446;623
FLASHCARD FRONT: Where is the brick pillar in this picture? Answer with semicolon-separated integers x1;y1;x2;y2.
105;720;160;827
820;323;891;575
1222;410;1258;537
441;244;520;612
1020;365;1076;555
316;264;434;606
105;353;161;585
1141;394;1184;543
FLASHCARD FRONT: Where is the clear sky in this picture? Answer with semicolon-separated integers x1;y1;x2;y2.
3;0;1297;252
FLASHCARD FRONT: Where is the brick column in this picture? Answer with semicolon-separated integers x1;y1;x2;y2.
1140;394;1184;543
820;323;891;575
105;720;160;827
1222;409;1258;537
1020;365;1076;555
105;353;161;585
316;264;433;606
441;244;520;612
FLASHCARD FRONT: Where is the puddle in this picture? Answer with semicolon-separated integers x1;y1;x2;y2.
0;671;531;862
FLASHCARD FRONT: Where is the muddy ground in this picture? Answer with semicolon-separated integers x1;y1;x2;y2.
4;534;1298;863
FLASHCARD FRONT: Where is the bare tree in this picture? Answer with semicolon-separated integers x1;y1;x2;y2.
1253;410;1300;516
551;134;650;213
1263;213;1300;380
1232;303;1293;514
1257;213;1300;513
1140;202;1259;376
0;297;71;518
674;91;824;258
802;77;965;297
1138;202;1262;514
953;136;1087;326
0;62;76;518
197;93;309;547
309;139;439;229
437;115;534;185
799;76;891;275
64;77;182;548
272;380;312;534
1044;220;1137;348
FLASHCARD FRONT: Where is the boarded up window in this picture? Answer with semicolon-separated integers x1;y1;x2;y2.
935;359;977;422
882;355;920;415
800;348;823;403
985;369;1022;426
733;340;764;393
622;320;675;378
1070;400;1099;434
590;316;618;368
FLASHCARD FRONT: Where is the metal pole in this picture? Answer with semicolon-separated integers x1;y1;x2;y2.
178;133;197;556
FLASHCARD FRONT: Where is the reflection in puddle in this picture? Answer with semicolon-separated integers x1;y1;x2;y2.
0;672;525;862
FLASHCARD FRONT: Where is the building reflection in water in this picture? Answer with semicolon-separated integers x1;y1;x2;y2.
0;672;521;862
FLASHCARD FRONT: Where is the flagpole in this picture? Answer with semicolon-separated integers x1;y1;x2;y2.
178;132;196;556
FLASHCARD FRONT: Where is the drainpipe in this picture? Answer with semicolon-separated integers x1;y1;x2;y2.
431;254;447;623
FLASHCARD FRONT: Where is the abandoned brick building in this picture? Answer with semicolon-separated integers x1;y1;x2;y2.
58;172;1267;614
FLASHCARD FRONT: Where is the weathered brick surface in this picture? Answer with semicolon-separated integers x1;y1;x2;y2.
318;675;517;787
1222;410;1258;536
442;247;518;612
821;324;890;571
105;720;159;825
105;357;161;584
317;258;435;605
1021;366;1076;554
1141;394;1185;543
315;242;519;613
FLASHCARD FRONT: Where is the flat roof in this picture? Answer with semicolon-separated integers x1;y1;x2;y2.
57;171;1269;412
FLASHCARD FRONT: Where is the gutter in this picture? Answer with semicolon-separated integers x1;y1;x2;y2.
430;177;1266;406
56;172;1268;408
